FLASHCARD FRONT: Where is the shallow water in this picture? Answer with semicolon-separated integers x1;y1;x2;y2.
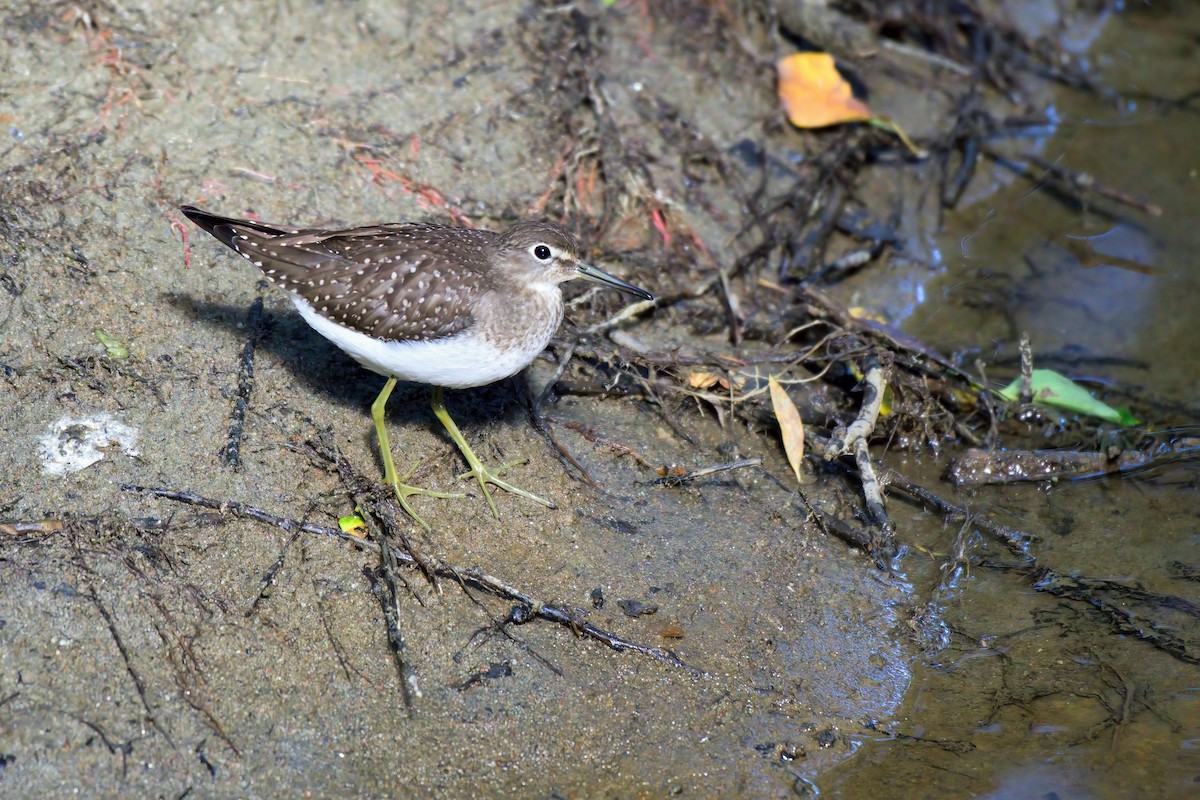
826;4;1200;797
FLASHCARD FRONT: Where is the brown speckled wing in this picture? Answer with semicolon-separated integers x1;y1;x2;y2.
231;222;502;342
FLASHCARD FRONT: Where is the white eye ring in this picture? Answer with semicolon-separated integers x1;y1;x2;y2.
531;244;553;261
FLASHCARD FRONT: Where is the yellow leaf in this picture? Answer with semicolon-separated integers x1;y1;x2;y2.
948;386;979;411
768;376;805;487
776;52;871;129
848;306;889;324
688;372;721;390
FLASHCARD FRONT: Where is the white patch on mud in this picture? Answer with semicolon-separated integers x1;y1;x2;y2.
38;414;141;476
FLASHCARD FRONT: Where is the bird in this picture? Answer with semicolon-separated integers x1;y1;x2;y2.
180;205;654;529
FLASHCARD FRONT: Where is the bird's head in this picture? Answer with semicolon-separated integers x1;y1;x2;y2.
494;220;653;301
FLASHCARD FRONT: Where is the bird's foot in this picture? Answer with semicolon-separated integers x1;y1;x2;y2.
455;457;525;483
457;457;556;519
388;460;464;532
431;386;556;518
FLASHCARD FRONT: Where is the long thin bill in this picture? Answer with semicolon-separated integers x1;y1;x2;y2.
577;262;654;301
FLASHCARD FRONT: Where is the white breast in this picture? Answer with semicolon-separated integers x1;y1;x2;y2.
290;295;551;389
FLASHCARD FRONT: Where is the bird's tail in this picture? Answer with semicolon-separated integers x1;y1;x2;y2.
180;206;291;249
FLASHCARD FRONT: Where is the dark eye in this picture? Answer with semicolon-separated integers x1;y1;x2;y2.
533;244;552;260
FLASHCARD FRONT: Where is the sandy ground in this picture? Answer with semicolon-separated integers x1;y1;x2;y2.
1;2;917;796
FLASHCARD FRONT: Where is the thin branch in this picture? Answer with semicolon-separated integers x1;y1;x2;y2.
120;482;697;672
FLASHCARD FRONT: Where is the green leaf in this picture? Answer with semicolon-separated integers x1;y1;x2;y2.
95;330;128;359
338;514;366;534
997;369;1138;426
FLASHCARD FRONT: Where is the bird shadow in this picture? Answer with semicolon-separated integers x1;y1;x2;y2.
166;293;534;447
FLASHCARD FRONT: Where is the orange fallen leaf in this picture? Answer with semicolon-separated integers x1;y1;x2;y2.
658;621;685;639
687;371;741;391
776;52;871;129
768;375;805;487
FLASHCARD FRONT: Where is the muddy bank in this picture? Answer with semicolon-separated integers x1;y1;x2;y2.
0;1;915;795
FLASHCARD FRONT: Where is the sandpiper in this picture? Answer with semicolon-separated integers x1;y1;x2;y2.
181;205;653;528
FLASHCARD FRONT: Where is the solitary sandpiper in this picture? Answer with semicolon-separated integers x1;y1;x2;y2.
181;205;653;529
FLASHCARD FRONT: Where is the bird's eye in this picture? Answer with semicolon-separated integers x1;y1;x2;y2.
532;244;552;260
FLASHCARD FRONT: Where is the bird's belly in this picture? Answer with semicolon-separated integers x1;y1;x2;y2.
291;296;544;388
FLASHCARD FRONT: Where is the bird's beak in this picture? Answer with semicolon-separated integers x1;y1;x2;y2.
576;262;655;302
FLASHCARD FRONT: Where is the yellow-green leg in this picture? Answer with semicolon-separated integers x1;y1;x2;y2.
372;377;462;531
430;386;555;518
